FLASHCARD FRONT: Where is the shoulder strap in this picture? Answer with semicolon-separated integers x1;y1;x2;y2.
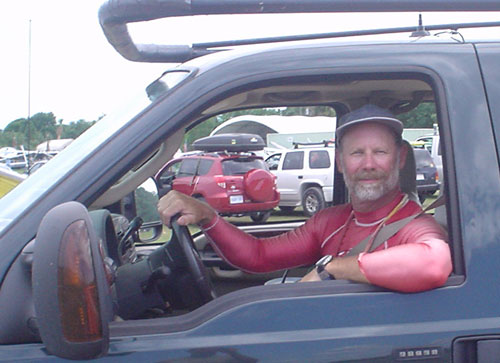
345;194;445;257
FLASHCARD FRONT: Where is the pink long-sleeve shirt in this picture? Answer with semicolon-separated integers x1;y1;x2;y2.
201;193;452;292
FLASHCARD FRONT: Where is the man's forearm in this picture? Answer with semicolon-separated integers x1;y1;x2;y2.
325;256;369;283
358;239;452;292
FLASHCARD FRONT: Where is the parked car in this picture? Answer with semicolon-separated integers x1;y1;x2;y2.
155;134;279;222
413;148;440;202
0;164;25;198
414;133;442;181
1;1;500;361
0;145;62;173
265;142;336;216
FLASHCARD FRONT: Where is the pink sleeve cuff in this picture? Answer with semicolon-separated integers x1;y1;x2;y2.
200;214;219;231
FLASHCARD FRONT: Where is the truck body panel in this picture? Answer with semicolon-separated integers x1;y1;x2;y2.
0;28;500;361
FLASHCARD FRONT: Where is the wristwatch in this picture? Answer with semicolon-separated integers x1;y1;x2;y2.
315;255;335;280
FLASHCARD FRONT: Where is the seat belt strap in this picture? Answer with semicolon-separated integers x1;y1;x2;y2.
345;194;445;257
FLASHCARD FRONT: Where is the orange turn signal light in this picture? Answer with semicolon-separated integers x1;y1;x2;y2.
58;220;102;342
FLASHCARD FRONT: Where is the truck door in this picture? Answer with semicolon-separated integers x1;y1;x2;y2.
277;150;304;204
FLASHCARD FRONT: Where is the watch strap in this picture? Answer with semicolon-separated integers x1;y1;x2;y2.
316;267;335;280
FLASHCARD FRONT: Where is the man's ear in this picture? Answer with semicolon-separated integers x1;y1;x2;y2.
399;142;409;169
335;152;344;173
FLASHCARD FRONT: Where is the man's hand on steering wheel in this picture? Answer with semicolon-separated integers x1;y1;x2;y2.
158;190;217;227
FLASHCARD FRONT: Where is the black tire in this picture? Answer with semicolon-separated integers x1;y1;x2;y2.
250;210;272;222
279;206;296;213
418;193;426;204
301;187;325;217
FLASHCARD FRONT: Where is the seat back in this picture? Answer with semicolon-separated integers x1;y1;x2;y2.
399;140;420;204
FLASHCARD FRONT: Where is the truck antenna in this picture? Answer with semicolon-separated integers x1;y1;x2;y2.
410;14;431;38
26;19;32;174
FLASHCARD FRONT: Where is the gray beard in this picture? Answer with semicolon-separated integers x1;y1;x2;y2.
341;155;400;202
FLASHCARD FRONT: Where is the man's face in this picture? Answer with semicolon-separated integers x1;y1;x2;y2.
338;122;405;202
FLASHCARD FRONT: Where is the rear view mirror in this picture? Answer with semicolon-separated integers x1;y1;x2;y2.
32;202;113;360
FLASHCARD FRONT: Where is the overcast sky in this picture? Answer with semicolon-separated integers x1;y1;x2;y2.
1;1;499;130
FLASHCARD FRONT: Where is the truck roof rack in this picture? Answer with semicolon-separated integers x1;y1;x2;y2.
292;140;335;149
99;0;500;64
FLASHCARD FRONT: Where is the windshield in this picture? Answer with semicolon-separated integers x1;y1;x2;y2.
0;92;153;232
0;69;193;233
414;149;435;168
222;158;267;175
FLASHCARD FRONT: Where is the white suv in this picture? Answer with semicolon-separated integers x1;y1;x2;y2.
265;143;336;216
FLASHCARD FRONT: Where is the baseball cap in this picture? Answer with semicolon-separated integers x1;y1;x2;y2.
335;104;403;144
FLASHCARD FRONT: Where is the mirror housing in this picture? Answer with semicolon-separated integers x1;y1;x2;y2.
134;177;164;243
33;202;113;360
156;172;174;199
138;222;164;243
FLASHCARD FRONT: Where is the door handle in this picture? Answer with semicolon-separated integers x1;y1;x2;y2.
453;336;500;363
298;176;303;179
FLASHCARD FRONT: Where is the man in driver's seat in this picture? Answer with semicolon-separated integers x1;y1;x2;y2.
158;105;452;292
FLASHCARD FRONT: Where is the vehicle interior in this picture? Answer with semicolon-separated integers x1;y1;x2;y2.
0;70;460;347
98;73;456;312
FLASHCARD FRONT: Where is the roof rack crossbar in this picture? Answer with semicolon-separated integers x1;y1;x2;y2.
194;21;500;49
292;140;335;149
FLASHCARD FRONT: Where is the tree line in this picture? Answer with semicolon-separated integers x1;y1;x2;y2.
0;112;98;150
1;103;435;151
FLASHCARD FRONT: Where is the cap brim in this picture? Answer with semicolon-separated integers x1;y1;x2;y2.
336;116;403;141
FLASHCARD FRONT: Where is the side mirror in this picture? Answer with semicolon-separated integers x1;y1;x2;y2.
32;201;113;360
138;222;164;243
157;172;175;198
156;171;175;198
135;178;165;242
161;172;176;184
268;162;278;171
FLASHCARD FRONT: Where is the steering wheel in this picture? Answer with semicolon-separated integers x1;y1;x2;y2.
170;215;217;305
89;209;119;262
